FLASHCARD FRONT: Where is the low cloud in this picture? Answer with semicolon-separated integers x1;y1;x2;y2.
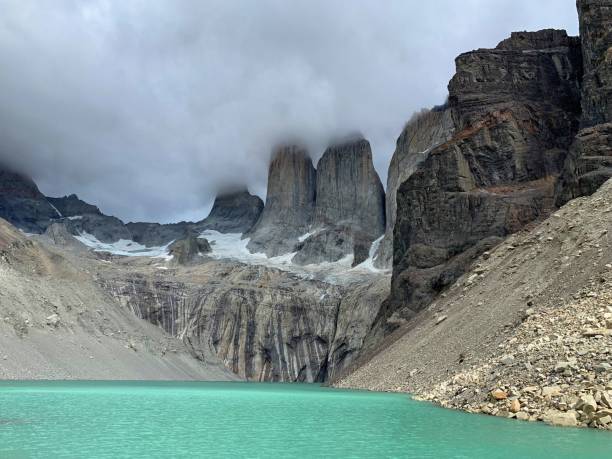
0;0;578;222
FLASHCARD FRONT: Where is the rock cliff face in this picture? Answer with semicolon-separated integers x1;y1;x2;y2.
556;0;612;204
247;145;316;256
376;29;583;335
313;138;384;236
195;189;263;234
293;138;385;266
577;0;612;127
101;261;388;382
374;109;455;268
0;167;59;233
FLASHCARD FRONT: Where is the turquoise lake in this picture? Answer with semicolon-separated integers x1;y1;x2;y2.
0;381;610;458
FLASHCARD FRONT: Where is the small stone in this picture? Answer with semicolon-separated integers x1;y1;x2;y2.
491;389;508;401
542;386;562;397
554;361;572;373
596;363;611;372
436;315;448;325
509;399;521;413
575;394;597;414
46;314;60;327
598;415;612;425
525;308;535;317
500;355;515;365
516;412;529;421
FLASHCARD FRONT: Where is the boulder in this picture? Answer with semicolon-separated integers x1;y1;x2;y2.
544;410;578;427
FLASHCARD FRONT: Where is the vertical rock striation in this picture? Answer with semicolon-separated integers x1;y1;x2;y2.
247;145;316;256
374;29;583;337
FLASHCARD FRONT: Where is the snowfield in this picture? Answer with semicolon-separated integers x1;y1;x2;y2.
74;232;173;260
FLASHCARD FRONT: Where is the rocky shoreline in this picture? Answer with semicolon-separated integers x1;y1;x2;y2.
415;285;612;431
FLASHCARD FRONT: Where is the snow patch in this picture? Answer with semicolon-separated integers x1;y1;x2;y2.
67;215;83;221
74;232;173;260
46;201;63;218
351;235;388;273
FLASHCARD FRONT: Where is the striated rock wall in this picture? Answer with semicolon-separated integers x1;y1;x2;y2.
375;29;583;337
100;260;388;382
247;145;316;257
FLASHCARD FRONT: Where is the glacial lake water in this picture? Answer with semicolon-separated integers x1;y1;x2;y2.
0;381;610;458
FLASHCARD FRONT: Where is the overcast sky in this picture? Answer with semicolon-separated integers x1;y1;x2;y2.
0;1;578;223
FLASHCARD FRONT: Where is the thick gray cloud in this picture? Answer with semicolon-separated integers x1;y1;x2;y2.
0;0;578;223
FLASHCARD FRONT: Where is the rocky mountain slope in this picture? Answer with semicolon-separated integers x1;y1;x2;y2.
336;178;612;430
0;218;234;380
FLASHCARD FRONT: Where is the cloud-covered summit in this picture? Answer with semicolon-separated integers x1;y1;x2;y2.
0;0;578;222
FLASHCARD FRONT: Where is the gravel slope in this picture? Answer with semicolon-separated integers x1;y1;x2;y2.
0;219;236;380
335;179;612;430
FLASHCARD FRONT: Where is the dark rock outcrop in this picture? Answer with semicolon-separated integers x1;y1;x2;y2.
374;109;455;268
47;194;102;218
376;29;583;336
168;234;211;265
65;213;132;243
0;167;59;233
126;222;190;247
577;0;612;127
292;226;373;267
556;0;612;204
195;189;263;234
247;145;316;256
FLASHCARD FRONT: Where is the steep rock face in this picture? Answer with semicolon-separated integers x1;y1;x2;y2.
101;260;389;382
102;262;343;382
0;167;59;233
556;1;612;204
374;109;455;268
313;138;384;236
195;189;263;234
294;138;385;266
247;145;316;256
577;0;612;127
376;30;583;335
